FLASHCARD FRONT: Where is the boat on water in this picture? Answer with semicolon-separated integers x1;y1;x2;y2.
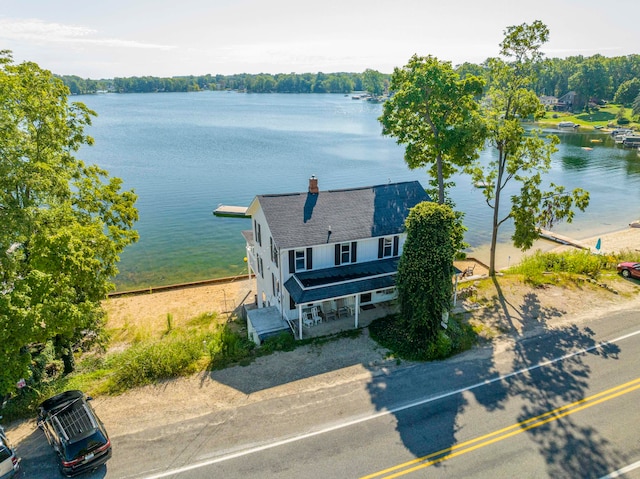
622;136;640;148
558;121;576;128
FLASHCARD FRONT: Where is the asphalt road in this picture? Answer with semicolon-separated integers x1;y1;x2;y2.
16;306;640;479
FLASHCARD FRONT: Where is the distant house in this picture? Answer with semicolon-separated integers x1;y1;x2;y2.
242;176;431;344
539;95;558;109
556;91;577;112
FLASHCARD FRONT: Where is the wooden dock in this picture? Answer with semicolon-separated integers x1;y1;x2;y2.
213;205;249;218
538;229;589;249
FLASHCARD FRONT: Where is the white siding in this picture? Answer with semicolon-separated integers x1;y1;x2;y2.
249;199;407;322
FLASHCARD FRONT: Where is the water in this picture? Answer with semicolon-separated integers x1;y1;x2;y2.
76;92;640;290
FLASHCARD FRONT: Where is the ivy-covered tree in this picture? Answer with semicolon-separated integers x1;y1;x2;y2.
468;22;590;276
0;51;139;396
380;55;486;205
396;202;456;349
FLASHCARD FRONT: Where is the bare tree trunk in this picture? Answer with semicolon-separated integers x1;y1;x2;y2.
54;335;75;375
489;149;507;276
436;154;445;204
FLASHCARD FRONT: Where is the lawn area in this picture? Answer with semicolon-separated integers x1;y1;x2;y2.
540;104;639;131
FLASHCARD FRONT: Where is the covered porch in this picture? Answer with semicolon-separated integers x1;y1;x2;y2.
284;258;399;340
291;299;397;339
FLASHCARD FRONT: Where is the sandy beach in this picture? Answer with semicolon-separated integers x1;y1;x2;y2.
468;225;640;271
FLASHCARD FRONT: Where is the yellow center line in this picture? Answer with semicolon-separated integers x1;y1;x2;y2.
361;377;640;479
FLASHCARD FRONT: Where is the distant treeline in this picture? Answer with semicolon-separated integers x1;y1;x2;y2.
57;72;375;95
456;53;640;109
57;54;640;109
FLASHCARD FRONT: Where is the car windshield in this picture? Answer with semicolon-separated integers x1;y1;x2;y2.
64;430;107;461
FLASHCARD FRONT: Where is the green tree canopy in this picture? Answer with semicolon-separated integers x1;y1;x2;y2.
380;54;486;204
613;78;640;106
633;91;640;118
362;68;385;97
0;51;139;395
396;202;456;348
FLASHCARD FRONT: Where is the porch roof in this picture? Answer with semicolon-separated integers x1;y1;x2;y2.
284;258;398;304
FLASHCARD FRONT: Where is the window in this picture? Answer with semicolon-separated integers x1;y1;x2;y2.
335;242;357;265
383;237;393;257
378;236;399;258
270;237;279;267
254;221;262;247
340;243;351;264
257;255;264;278
289;248;312;273
295;249;306;271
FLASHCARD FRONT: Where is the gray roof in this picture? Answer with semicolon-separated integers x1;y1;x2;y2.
257;180;430;250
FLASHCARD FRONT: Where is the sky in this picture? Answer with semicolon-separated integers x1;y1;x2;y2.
1;0;639;79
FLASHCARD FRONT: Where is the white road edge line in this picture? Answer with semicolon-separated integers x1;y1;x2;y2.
140;329;640;479
598;459;640;478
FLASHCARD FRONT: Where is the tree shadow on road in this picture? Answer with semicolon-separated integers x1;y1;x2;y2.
362;276;627;477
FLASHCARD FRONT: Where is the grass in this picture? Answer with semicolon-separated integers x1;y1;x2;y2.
539;104;639;130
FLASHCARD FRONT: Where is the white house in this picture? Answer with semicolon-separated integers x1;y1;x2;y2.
242;176;431;344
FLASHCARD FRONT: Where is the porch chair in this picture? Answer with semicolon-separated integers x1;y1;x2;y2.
324;306;337;321
302;310;314;328
311;306;322;325
464;264;476;277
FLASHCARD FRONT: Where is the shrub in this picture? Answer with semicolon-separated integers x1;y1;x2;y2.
104;332;206;393
207;324;255;368
260;332;296;353
511;250;605;284
369;313;476;361
617;117;630;125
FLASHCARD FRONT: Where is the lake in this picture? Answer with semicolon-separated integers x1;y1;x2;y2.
76;92;640;290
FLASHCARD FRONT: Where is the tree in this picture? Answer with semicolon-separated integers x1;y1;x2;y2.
396;202;456;348
468;22;590;276
633;92;640;119
613;78;640;106
379;55;486;204
362;68;385;97
0;51;139;395
568;55;611;108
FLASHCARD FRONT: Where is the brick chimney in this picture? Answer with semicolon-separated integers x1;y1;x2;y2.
308;175;319;194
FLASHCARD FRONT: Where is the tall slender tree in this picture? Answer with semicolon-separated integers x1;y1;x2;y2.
468;22;589;275
0;51;139;395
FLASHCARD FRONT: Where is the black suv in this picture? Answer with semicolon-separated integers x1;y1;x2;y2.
38;391;111;477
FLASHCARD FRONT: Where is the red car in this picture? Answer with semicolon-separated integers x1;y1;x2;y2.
617;262;640;279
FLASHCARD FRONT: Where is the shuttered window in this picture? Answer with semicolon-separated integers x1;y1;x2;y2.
335;242;357;265
378;236;399;258
290;248;312;272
